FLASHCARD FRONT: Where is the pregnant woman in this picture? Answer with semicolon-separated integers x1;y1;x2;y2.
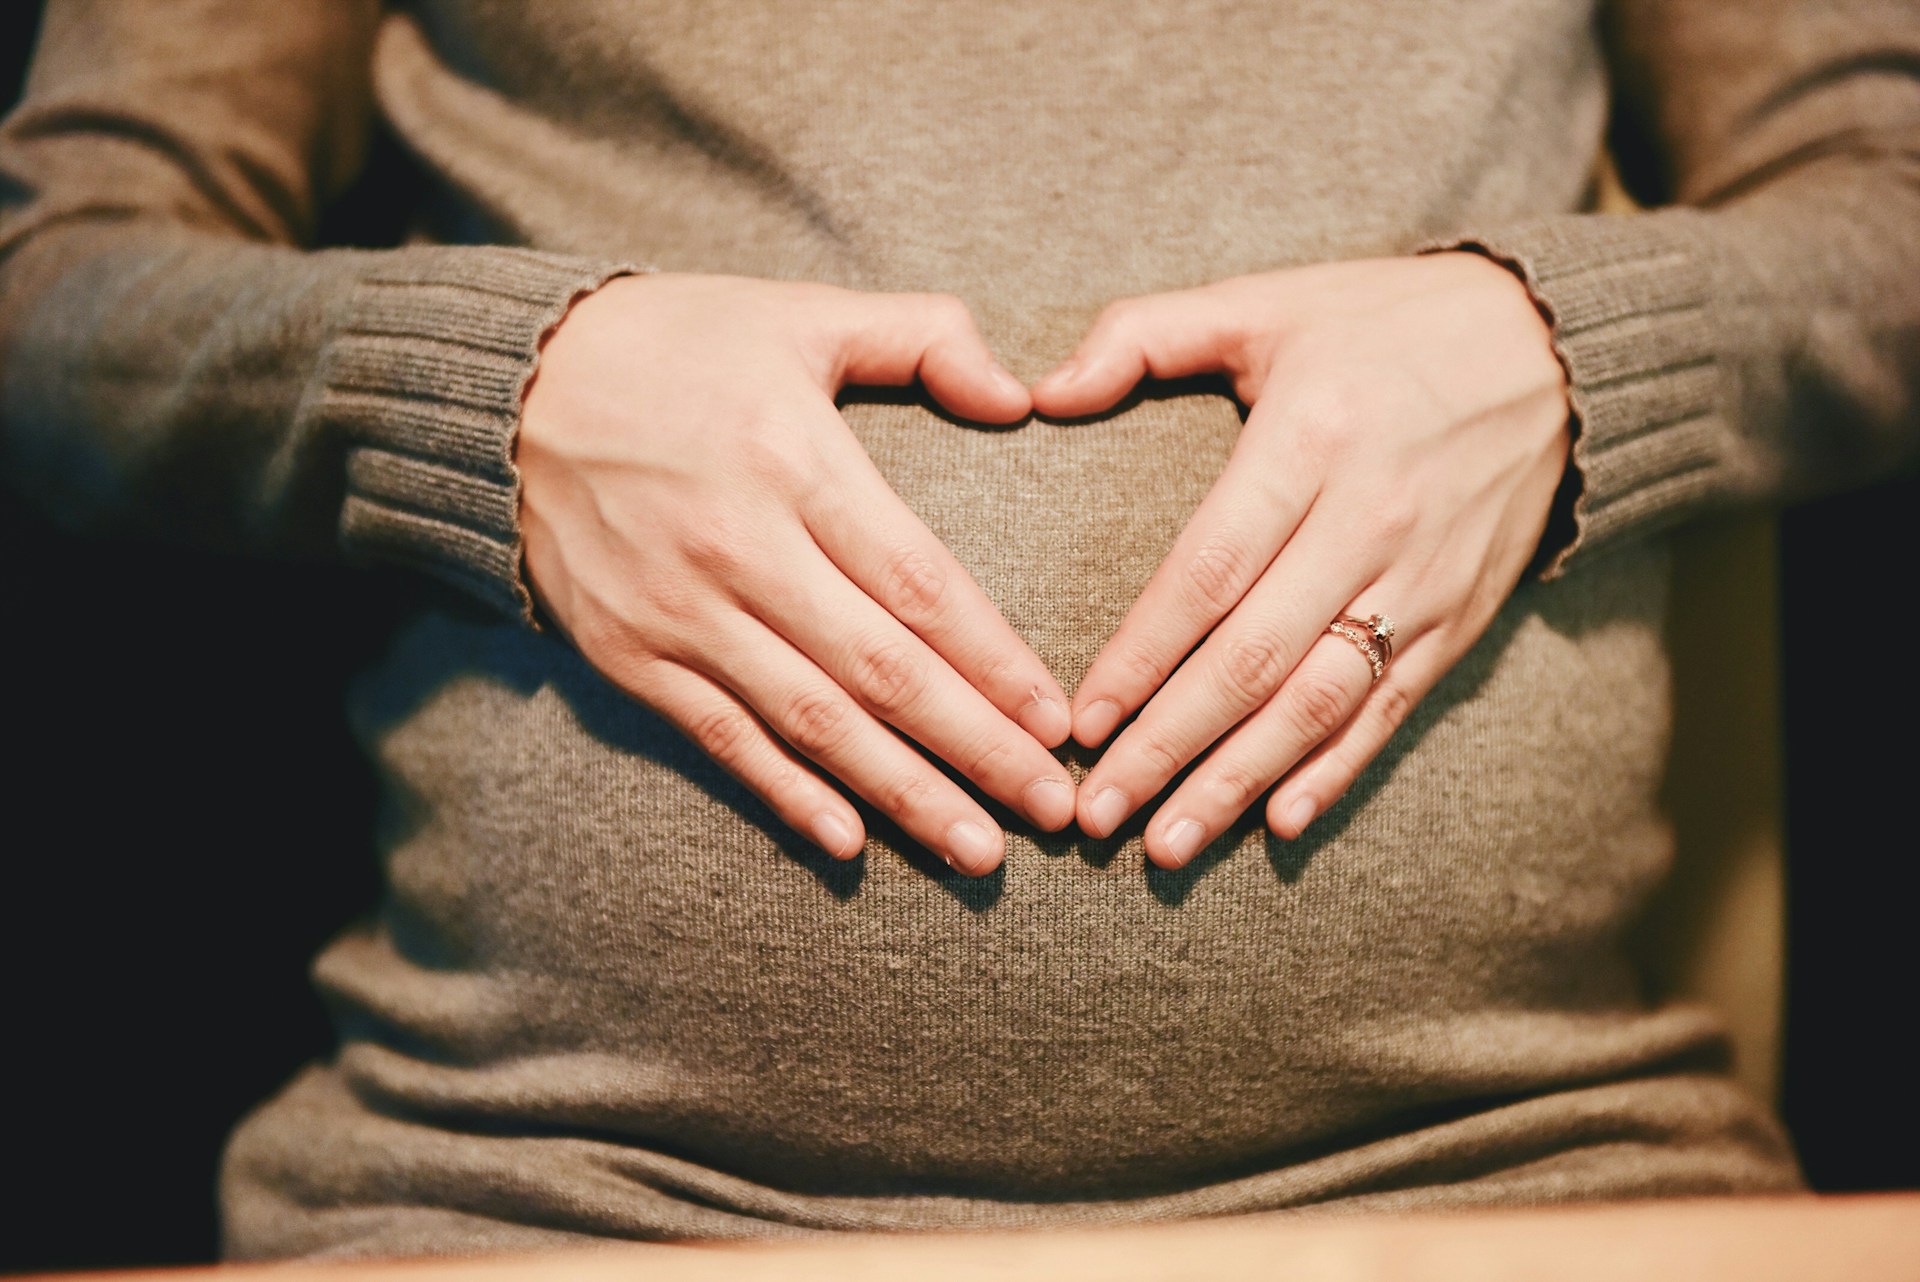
2;0;1914;1260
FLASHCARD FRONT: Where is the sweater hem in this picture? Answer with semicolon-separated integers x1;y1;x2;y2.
317;247;638;623
1421;213;1723;579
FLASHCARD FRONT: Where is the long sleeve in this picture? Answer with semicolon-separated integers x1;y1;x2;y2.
0;0;630;620
1430;0;1920;578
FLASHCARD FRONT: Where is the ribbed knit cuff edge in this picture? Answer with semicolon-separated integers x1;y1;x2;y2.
320;247;638;623
1420;212;1722;579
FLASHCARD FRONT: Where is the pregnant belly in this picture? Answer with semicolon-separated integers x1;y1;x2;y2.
318;388;1683;1200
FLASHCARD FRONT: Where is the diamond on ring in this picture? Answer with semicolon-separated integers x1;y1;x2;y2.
1363;614;1396;666
1330;613;1396;682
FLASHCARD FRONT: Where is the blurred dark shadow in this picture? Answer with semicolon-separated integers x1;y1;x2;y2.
2;5;392;1271
1778;477;1920;1191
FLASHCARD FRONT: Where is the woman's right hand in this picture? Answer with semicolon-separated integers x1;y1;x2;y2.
516;274;1073;875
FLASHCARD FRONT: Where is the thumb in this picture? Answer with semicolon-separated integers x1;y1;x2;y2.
1031;288;1248;418
831;292;1031;424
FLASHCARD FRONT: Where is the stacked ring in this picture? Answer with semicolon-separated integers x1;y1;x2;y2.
1328;613;1396;682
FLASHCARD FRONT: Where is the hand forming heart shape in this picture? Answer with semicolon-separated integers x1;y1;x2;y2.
518;256;1570;876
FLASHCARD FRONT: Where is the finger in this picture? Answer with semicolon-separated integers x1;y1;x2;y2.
1140;631;1379;868
742;540;1076;831
1070;409;1309;748
830;291;1031;423
1030;287;1246;418
1076;512;1369;839
804;437;1073;748
640;661;866;861
1266;640;1444;840
694;613;1010;876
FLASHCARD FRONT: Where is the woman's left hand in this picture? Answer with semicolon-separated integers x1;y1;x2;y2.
1031;253;1572;866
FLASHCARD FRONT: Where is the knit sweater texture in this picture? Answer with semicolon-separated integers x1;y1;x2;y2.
4;0;1918;1261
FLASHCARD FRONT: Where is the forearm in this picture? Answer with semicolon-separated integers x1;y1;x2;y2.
0;0;631;618
1432;0;1920;576
1436;165;1920;576
0;219;627;616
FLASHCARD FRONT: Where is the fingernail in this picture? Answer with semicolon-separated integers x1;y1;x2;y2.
1087;786;1130;838
1163;819;1205;866
1037;359;1081;391
1283;795;1317;837
992;365;1029;401
1019;693;1071;745
1075;698;1123;747
945;820;1001;875
810;812;858;859
1024;777;1075;830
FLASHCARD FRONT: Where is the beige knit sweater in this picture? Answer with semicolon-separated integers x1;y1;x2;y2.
4;0;1917;1262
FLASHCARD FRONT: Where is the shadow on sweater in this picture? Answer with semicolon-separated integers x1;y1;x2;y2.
349;593;865;899
352;509;1620;922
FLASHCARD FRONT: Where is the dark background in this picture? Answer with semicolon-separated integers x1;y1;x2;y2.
2;6;1915;1272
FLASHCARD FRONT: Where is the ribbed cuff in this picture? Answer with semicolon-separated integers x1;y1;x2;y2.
1423;212;1723;578
319;247;635;622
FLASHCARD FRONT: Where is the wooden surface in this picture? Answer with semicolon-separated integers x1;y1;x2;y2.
22;1195;1920;1282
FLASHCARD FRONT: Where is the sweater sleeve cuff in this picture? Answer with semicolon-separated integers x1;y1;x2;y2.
1421;212;1721;579
317;247;636;622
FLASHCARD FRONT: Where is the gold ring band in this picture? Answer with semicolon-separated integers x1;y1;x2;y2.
1328;613;1396;682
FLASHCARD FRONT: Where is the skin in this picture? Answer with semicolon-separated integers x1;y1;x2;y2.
1032;252;1573;868
519;255;1570;876
517;274;1075;875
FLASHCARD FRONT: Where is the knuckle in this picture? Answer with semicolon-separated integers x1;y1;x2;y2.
971;651;1018;700
734;428;815;490
570;609;643;669
1422;614;1463;654
877;546;949;620
878;770;939;821
585;616;680;684
1285;670;1354;741
960;733;1016;783
643;570;706;626
1219;633;1286;702
1370;679;1417;733
597;644;670;704
851;637;926;715
1117;636;1169;686
679;518;751;575
1181;536;1256;613
1201;757;1266;812
687;705;757;766
782;687;853;758
1368;489;1419;545
1134;732;1185;779
762;758;817;807
1289;386;1361;460
728;415;782;464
